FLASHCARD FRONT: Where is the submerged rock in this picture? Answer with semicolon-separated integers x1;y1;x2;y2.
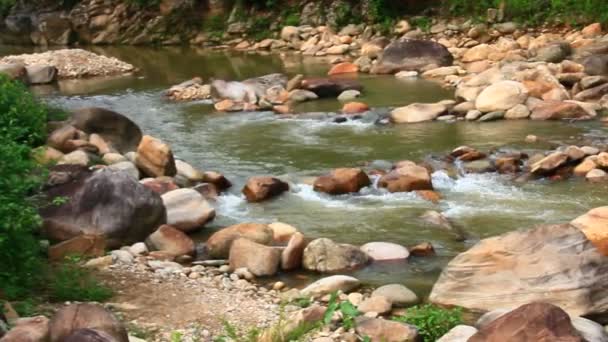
300;78;362;97
70;107;142;154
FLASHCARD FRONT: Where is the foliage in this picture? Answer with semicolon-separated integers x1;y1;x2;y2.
249;17;273;41
323;292;360;330
291;296;312;308
411;16;432;32
170;331;183;342
0;0;14;16
0;75;48;299
126;0;160;8
393;304;463;342
282;9;301;26
47;256;113;302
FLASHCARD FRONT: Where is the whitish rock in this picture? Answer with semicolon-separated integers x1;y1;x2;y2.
360;242;409;261
300;275;361;297
390;103;447;123
337;89;361;101
372;284;419;307
475;81;528;112
437;325;478;342
504;104;530;119
161;189;215;232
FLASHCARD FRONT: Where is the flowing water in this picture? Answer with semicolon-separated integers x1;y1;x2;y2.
4;45;608;296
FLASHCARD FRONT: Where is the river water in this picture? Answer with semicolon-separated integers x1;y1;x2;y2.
4;45;608;296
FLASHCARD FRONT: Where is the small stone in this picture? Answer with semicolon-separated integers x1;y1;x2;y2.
358;296;392;314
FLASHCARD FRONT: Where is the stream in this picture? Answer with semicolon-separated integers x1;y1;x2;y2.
4;45;608;297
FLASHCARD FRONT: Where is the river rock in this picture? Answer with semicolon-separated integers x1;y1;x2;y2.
48;234;106;262
475;81;528;112
58;150;89;166
146;224;195;256
300;78;362;97
302;238;369;272
242;176;289;202
161;189;215;232
342;102;369;114
1;316;50;342
313;168;371;195
355;317;418;342
429;224;608;317
436;325;478;342
534;42;571;63
357;296;392;314
70;107;142;154
583;55;608;76
40;166;165;248
328;62;358;75
372;39;453;74
48;303;128;342
300;275;361;297
135;135;177;177
268;222;298;243
530;152;568;174
206;223;273;258
360;242;409;261
469;303;583;342
378;163;432;192
390;102;447;123
288;89;318;102
102;153;126;165
281;232;306;271
211;80;258;103
63;328;118;342
228;238;281;277
504;104;530;119
0;63;27;82
47;125;78;153
337;89;361;101
175;160;204;183
586;168;608;182
140;177;179;195
107;161;139;180
574;156;598;176
530;101;589;120
372;284;419;307
571;206;608;256
24;64;57;84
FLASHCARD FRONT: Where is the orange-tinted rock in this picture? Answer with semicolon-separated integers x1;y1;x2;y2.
272;105;292;114
415;190;442;203
228;238;281;277
328;62;359;76
571;206;608;256
140;177;179;195
206;223;273;258
530;101;589;120
281;232;306;271
313;168;371;195
242;176;289;202
48;234;106;261
146;224;195;256
409;242;435;257
342;102;370;114
135;135;177;177
378;164;433;193
202;171;232;191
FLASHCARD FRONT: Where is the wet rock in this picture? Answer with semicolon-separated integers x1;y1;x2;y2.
107;161;139;180
372;284;419;307
202;171;232;191
355;317;418;342
478;111;504;122
175;160;204;184
469;303;583;342
300;275;361;297
303;238;369;272
358;296;392;315
505;104;530;119
70;107;142;154
140;177;179;195
571;207;608;256
378;163;433;192
586;168;607;182
436;325;478;342
530;152;568;175
475;81;528;113
313;168;371;195
242;176;289;202
146;224;195;256
530;101;589;120
429;224;608;317
372;39;454;74
342;102;369;114
135;135;177;177
281;232;306;271
574;156;598;176
409;241;436;256
288;89;318;102
48;234;106;262
206;223;273;258
337;89;361;101
328;62;358;75
40;167;165;248
161;188;215;232
49;303;128;342
390;102;447;123
300;78;362;98
214;99;244;112
360;242;409;261
229;238;281;277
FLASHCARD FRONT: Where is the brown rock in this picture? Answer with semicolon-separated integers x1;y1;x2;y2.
342;102;370;114
268;222;298;243
0;316;49;342
272;105;292;114
357;296;392;314
596;152;608;168
574;157;598;176
415;190;442;203
281;232;306;271
206;223;273;258
146;225;195;256
328;62;359;75
242;176;289;202
48;234;106;261
409;242;435;257
192;183;219;200
458;150;487;162
469;303;583;342
582;23;602;38
89;134;112;155
530;152;568;175
70;108;142;155
495;156;521;174
302;238;369;272
49;303;128;342
313;168;371;195
47;125;78;152
202;171;232;191
571;207;608;256
140;177;179;195
228;238;281;277
530;101;589;120
355;317;418;342
378;164;432;193
300;78;362;98
214;99;243;112
135;135;177;177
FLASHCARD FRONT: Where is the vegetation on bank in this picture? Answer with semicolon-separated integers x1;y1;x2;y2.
0;75;112;316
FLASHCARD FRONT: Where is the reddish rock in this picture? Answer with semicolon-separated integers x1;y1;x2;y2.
342;102;370;114
140;177;179;195
469;303;583;342
313;168;371;195
281;232;307;271
242;176;289;202
135;135;177;177
146;225;195;256
328;62;359;76
378;164;433;193
48;234;106;261
415;190;442;203
530;101;589;120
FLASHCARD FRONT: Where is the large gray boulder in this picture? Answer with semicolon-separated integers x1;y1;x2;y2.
40;166;166;248
371;39;454;74
70;107;142;154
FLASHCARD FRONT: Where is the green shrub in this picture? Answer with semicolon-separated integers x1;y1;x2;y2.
0;0;14;16
126;0;160;8
393;304;463;342
0;75;48;299
47;256;113;302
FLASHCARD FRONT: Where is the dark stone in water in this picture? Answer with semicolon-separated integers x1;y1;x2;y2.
334;117;348;123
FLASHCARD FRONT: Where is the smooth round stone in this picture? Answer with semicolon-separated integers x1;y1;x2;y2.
360;242;409;261
372;284;419;307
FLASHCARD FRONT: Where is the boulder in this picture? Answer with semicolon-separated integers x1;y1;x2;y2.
328;62;358;75
135;135;177;178
70;108;142;154
371;284;419;307
300;78;362;98
281;232;306;271
360;242;409;261
0;63;27;82
313;168;370;195
378;164;433;193
48;303;128;342
436;325;478;342
140;177;179;195
146;224;195;256
574;157;598;176
210;80;258;103
63;329;118;342
337;90;361;101
355;317;418;342
571;207;608;256
202;171;232;191
357;296;392;314
429;224;608;317
48;234;106;261
175;160;204;184
206;223;273;258
371;39;453;74
161;189;215;232
25;65;57;84
242;176;289;202
475;81;528;112
530;152;568;175
280;26;299;41
469;303;583;342
342;102;369;114
228;238;281;277
390;103;447;123
530;101;589;120
300;275;361;297
0;316;49;342
583;55;608;76
108;161;139;180
40;167;165;248
268;222;298;243
302;238;369;272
